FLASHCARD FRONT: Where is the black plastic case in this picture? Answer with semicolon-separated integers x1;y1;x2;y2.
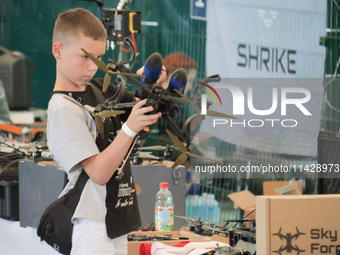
0;174;19;221
0;46;35;110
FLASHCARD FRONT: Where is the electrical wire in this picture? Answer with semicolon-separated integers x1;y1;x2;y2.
122;44;130;52
115;137;138;181
131;32;138;55
0;142;26;157
0;158;22;177
0;141;28;177
122;34;138;57
0;141;19;150
231;208;256;229
0;152;22;160
121;37;136;71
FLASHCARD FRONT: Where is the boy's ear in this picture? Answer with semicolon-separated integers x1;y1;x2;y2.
52;42;63;60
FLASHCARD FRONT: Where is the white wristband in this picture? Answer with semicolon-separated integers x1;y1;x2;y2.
122;123;137;137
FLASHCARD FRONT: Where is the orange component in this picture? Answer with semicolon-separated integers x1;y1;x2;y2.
143;127;150;132
22;137;30;142
0;123;23;135
31;128;46;135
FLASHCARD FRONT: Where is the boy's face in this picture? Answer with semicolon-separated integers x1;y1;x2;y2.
55;34;106;90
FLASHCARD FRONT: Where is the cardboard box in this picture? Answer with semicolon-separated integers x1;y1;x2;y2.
263;180;302;195
228;181;303;224
228;190;256;222
128;227;229;255
256;195;340;255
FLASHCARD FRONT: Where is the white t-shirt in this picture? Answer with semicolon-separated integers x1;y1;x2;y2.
47;94;107;222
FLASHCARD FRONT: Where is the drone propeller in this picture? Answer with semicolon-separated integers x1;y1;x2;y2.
165;129;223;170
173;89;236;130
137;145;168;151
174;216;210;225
64;97;125;139
182;160;190;171
202;225;229;235
137;144;181;151
81;48;144;92
64;97;125;118
190;114;204;131
138;152;160;160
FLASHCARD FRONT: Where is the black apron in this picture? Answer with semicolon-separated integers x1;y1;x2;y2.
50;78;142;239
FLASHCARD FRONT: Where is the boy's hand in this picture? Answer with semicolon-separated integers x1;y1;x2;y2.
137;65;167;85
125;99;162;133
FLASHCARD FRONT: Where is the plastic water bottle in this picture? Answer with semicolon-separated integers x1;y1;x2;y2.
155;182;174;231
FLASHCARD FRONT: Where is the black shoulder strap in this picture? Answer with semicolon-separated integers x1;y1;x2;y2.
88;82;106;103
72;84;106;193
49;81;106;106
73;170;89;195
70;85;107;198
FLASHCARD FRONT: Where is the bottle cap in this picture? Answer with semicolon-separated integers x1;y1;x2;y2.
159;182;169;188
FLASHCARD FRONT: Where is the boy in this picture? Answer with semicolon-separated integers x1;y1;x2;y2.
47;8;165;255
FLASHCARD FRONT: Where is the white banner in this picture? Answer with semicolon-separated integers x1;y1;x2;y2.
206;0;326;78
202;0;326;156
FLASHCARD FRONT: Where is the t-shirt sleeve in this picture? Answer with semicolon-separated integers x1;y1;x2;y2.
47;96;100;173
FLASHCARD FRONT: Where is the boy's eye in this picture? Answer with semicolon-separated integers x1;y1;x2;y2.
83;55;102;60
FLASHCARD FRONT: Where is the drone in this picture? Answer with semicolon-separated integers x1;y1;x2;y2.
0;140;52;161
130;144;174;165
202;246;251;255
174;215;228;237
222;219;256;233
67;37;236;170
175;215;257;252
127;233;189;242
272;227;306;255
0;140;52;177
131;151;163;165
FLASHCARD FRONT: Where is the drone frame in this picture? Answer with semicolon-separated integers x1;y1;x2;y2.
81;37;235;170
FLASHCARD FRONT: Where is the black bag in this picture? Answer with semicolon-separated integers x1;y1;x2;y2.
37;170;89;255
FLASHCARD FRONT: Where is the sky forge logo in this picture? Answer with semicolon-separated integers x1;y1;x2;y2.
200;83;312;128
272;227;340;254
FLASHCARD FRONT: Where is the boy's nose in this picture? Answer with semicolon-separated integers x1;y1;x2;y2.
88;60;98;72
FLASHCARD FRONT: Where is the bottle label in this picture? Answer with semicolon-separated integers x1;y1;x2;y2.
155;207;174;231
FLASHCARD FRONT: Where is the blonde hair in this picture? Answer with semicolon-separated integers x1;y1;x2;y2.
53;8;107;45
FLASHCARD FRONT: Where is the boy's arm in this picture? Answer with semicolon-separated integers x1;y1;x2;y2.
80;99;161;185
